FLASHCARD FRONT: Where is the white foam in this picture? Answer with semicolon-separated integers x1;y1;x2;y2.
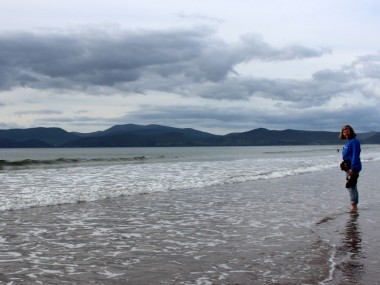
98;270;125;278
1;146;380;211
318;245;337;285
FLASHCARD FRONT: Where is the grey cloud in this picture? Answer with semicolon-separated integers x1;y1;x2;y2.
180;75;353;107
351;53;380;79
0;27;328;92
125;104;249;122
0;122;20;129
312;69;354;82
122;102;380;133
4;26;378;110
34;115;113;129
252;104;380;132
197;53;380;106
13;109;63;115
237;34;330;62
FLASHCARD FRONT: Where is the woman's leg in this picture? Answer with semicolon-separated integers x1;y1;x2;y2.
348;184;359;210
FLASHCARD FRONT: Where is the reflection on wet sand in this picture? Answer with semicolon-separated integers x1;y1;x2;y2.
336;212;365;284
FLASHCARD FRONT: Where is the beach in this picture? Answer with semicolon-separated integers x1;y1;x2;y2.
1;158;379;285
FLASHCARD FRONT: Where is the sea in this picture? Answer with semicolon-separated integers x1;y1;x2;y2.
1;145;380;284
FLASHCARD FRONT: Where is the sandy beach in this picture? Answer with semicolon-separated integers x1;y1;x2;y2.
1;160;379;285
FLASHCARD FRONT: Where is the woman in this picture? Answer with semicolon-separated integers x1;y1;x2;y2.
339;125;362;212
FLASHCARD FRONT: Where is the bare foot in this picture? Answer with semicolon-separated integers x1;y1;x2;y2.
350;204;358;212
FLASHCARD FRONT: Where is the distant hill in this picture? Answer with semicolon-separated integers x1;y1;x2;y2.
0;124;379;148
0;138;51;148
0;127;79;147
98;124;217;139
63;125;220;147
361;132;380;144
223;128;342;145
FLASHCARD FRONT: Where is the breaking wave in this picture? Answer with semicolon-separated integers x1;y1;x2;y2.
0;156;146;170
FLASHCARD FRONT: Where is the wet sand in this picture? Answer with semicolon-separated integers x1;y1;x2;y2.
315;161;380;285
0;161;379;285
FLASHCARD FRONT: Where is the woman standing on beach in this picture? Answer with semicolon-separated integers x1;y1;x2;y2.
339;125;362;212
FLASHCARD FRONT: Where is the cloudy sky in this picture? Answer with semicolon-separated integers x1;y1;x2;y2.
1;0;380;134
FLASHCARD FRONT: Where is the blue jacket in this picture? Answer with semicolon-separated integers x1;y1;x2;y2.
342;138;362;172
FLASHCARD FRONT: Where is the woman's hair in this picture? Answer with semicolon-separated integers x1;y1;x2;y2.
339;125;357;140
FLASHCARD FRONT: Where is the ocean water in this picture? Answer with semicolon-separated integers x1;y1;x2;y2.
2;145;379;212
1;145;380;284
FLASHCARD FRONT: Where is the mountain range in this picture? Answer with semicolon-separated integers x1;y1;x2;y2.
0;124;379;148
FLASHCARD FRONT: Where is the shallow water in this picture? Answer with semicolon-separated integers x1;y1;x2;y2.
1;146;380;284
1;162;379;284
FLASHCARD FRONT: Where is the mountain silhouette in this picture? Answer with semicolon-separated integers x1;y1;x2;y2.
0;124;378;147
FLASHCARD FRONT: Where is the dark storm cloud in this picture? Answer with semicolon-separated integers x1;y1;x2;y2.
0;27;328;93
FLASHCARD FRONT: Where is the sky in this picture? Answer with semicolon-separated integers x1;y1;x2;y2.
1;0;380;135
